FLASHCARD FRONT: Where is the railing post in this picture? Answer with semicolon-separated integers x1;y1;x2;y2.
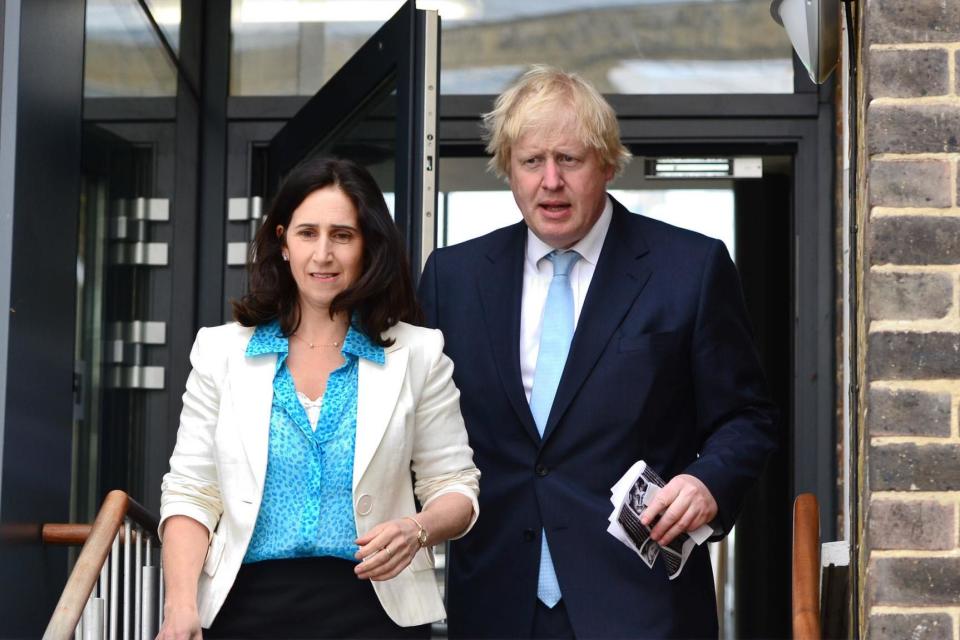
142;535;157;640
109;532;119;640
134;528;142;640
81;595;104;640
123;522;131;640
793;493;822;640
158;565;165;630
98;556;109;640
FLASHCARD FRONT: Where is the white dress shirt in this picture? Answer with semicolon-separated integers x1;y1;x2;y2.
520;197;613;403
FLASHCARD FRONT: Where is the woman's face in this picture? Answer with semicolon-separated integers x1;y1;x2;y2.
278;185;365;312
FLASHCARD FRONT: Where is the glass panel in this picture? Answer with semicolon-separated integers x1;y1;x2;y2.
75;118;183;517
232;0;460;95
440;190;520;246
293;95;398;206
75;124;167;518
144;0;181;54
230;0;372;96
230;0;793;96
441;0;794;94
438;187;734;256
84;0;178;97
73;174;110;522
608;188;735;258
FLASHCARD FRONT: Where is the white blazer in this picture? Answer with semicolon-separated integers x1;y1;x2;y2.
159;321;480;628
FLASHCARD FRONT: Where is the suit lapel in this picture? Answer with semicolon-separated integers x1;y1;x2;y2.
353;343;407;489
477;222;540;445
232;351;278;492
542;202;652;441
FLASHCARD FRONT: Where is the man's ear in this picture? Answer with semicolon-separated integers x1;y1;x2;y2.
604;163;616;183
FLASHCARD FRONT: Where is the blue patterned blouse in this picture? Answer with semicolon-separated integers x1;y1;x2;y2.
242;319;385;564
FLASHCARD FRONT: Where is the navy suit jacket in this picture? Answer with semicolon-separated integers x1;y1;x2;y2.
419;198;778;639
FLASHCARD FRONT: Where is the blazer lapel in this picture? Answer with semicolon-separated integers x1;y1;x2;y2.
232;351;277;492
477;223;540;445
543;202;652;441
353;343;408;489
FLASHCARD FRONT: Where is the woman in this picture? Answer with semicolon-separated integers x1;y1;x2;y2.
157;157;480;639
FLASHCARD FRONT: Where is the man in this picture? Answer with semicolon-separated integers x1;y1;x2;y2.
419;66;778;639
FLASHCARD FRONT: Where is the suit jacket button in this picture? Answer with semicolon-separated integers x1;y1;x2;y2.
522;528;535;541
535;464;549;477
356;494;373;515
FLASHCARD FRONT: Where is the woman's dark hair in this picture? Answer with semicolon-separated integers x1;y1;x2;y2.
232;157;422;346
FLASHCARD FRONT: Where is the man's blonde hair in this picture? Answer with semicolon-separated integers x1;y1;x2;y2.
482;65;631;179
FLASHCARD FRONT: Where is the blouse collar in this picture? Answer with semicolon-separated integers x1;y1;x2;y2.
245;318;385;365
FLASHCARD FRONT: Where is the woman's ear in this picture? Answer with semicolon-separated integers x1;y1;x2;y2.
276;225;289;261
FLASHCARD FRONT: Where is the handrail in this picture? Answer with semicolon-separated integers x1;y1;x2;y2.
43;490;160;640
42;524;94;546
792;493;821;640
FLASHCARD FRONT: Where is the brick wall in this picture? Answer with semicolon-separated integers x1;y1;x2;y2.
862;1;960;638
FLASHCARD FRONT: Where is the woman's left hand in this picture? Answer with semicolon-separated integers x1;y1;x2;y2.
353;517;420;581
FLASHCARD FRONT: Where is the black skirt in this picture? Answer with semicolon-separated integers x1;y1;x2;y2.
204;556;432;639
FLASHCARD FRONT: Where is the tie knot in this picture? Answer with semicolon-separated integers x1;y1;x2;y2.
548;250;581;277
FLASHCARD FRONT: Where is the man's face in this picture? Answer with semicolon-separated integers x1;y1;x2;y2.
508;122;613;249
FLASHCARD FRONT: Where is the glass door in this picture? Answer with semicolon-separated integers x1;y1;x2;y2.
224;0;439;316
73;0;185;522
241;0;438;289
74;118;180;521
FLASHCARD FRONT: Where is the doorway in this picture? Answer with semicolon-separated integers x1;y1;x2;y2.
436;152;794;638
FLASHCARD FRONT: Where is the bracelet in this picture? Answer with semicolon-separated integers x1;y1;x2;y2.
405;515;429;548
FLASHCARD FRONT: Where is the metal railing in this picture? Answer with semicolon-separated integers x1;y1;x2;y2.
44;490;162;640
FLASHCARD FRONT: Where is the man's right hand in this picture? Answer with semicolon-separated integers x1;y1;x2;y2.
639;473;718;546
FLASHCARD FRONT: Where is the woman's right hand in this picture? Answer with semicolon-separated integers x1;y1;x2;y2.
156;603;202;640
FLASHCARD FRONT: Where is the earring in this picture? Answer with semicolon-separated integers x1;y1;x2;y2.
282;253;289;262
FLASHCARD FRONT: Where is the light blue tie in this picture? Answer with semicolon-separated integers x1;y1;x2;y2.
530;250;581;608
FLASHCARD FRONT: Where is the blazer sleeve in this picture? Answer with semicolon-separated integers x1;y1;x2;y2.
159;327;225;540
683;240;780;535
409;328;480;538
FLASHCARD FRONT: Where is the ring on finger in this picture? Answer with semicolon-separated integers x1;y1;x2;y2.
383;546;393;557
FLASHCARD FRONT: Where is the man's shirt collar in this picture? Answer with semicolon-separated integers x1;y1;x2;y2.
525;196;613;268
